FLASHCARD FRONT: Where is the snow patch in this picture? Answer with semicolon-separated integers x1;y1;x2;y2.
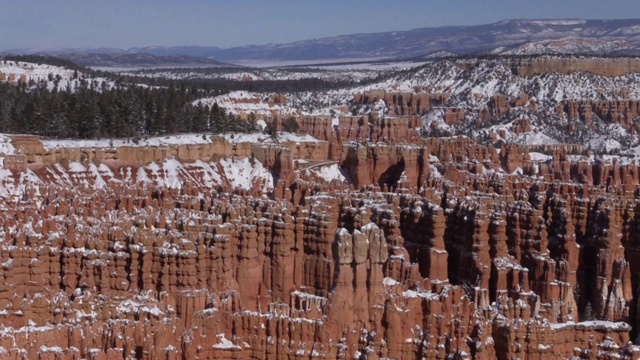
219;157;273;192
305;163;346;182
0;135;15;156
213;333;241;350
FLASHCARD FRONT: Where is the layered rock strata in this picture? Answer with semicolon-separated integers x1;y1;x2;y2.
0;132;639;359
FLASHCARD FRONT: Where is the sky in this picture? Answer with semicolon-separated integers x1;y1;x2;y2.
2;0;640;50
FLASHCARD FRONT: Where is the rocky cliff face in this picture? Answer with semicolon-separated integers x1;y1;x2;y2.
338;57;640;158
353;91;448;117
509;57;640;77
0;131;640;359
559;99;640;131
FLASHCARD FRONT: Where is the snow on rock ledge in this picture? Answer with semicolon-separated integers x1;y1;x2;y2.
0;135;15;156
41;134;215;151
549;320;632;332
213;334;241;350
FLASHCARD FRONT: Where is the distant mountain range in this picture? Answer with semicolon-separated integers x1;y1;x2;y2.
6;19;640;66
60;53;234;68
0;52;234;68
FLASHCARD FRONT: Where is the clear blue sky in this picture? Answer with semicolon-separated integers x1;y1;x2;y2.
3;0;640;50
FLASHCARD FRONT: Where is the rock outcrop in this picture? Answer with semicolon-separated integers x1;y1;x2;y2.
510;57;640;77
1;120;640;359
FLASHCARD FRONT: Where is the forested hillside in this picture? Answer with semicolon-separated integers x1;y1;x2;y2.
0;80;258;139
0;56;367;140
0;56;260;139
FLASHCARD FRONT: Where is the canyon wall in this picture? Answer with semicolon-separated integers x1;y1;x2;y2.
0;132;639;359
510;57;640;77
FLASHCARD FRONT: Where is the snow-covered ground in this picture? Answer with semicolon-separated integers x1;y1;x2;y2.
219;157;273;192
0;61;115;91
0;61;77;83
352;59;640;105
325;57;640;149
221;132;321;144
295;60;427;71
42;132;321;151
228;57;392;67
304;163;346;183
195;90;352;120
42;134;214;151
114;60;426;84
195;91;301;118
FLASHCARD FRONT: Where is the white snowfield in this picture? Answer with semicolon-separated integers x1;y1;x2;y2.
213;333;241;350
42;134;214;151
0;60;115;91
302;163;346;183
194;91;300;118
0;61;77;82
42;132;322;151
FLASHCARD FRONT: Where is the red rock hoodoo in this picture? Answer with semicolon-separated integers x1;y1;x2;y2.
0;129;637;360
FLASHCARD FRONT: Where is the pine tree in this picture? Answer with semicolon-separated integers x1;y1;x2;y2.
582;302;595;321
282;117;300;133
